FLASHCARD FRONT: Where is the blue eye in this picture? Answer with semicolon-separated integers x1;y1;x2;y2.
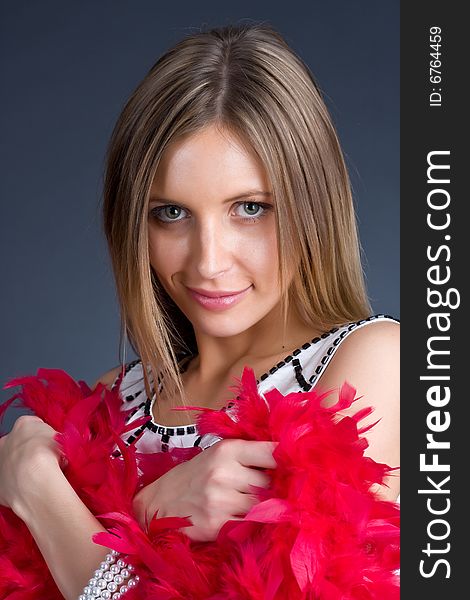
150;205;188;223
235;201;268;221
149;200;272;224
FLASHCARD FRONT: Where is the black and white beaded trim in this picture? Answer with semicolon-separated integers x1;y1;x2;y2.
110;359;141;393
292;358;312;392
305;314;399;390
111;356;166;404
111;352;196;455
254;327;341;385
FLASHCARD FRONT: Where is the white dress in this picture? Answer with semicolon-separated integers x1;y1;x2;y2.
111;313;399;458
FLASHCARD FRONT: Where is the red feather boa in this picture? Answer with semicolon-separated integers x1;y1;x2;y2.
0;367;399;599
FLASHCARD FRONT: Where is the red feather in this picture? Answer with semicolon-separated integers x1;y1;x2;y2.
0;366;399;599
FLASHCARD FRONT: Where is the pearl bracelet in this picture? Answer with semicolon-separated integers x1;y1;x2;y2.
78;550;140;599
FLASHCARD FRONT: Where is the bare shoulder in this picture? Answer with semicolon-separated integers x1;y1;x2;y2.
316;319;400;501
91;365;122;391
318;320;399;390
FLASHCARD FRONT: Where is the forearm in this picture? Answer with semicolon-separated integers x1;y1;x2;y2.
13;465;112;600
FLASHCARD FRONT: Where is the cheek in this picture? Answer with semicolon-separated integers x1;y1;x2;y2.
240;229;277;268
148;229;187;278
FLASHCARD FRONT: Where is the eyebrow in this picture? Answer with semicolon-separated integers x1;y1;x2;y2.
149;190;272;205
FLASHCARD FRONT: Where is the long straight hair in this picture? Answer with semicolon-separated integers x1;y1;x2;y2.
102;22;372;407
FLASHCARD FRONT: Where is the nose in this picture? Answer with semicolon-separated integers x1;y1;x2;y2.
191;216;233;280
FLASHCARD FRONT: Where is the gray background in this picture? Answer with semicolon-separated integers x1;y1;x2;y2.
0;0;399;431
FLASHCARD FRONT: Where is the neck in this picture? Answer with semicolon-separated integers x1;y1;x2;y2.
187;303;321;385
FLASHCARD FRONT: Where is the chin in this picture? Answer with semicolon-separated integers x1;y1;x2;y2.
195;321;253;339
193;313;264;339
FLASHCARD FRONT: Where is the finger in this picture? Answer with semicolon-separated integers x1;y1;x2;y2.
235;440;277;469
238;466;271;492
231;490;259;516
231;513;254;521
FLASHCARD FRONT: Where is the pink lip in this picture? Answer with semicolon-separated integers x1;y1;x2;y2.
186;285;252;311
187;286;252;298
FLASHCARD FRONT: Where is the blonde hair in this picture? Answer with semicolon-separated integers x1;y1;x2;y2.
102;22;372;405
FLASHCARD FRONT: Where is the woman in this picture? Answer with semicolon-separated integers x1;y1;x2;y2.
0;23;399;599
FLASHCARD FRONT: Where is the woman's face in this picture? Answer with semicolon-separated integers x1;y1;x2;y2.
148;125;287;339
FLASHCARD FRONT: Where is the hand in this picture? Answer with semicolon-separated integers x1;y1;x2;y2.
133;438;277;542
0;415;68;514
